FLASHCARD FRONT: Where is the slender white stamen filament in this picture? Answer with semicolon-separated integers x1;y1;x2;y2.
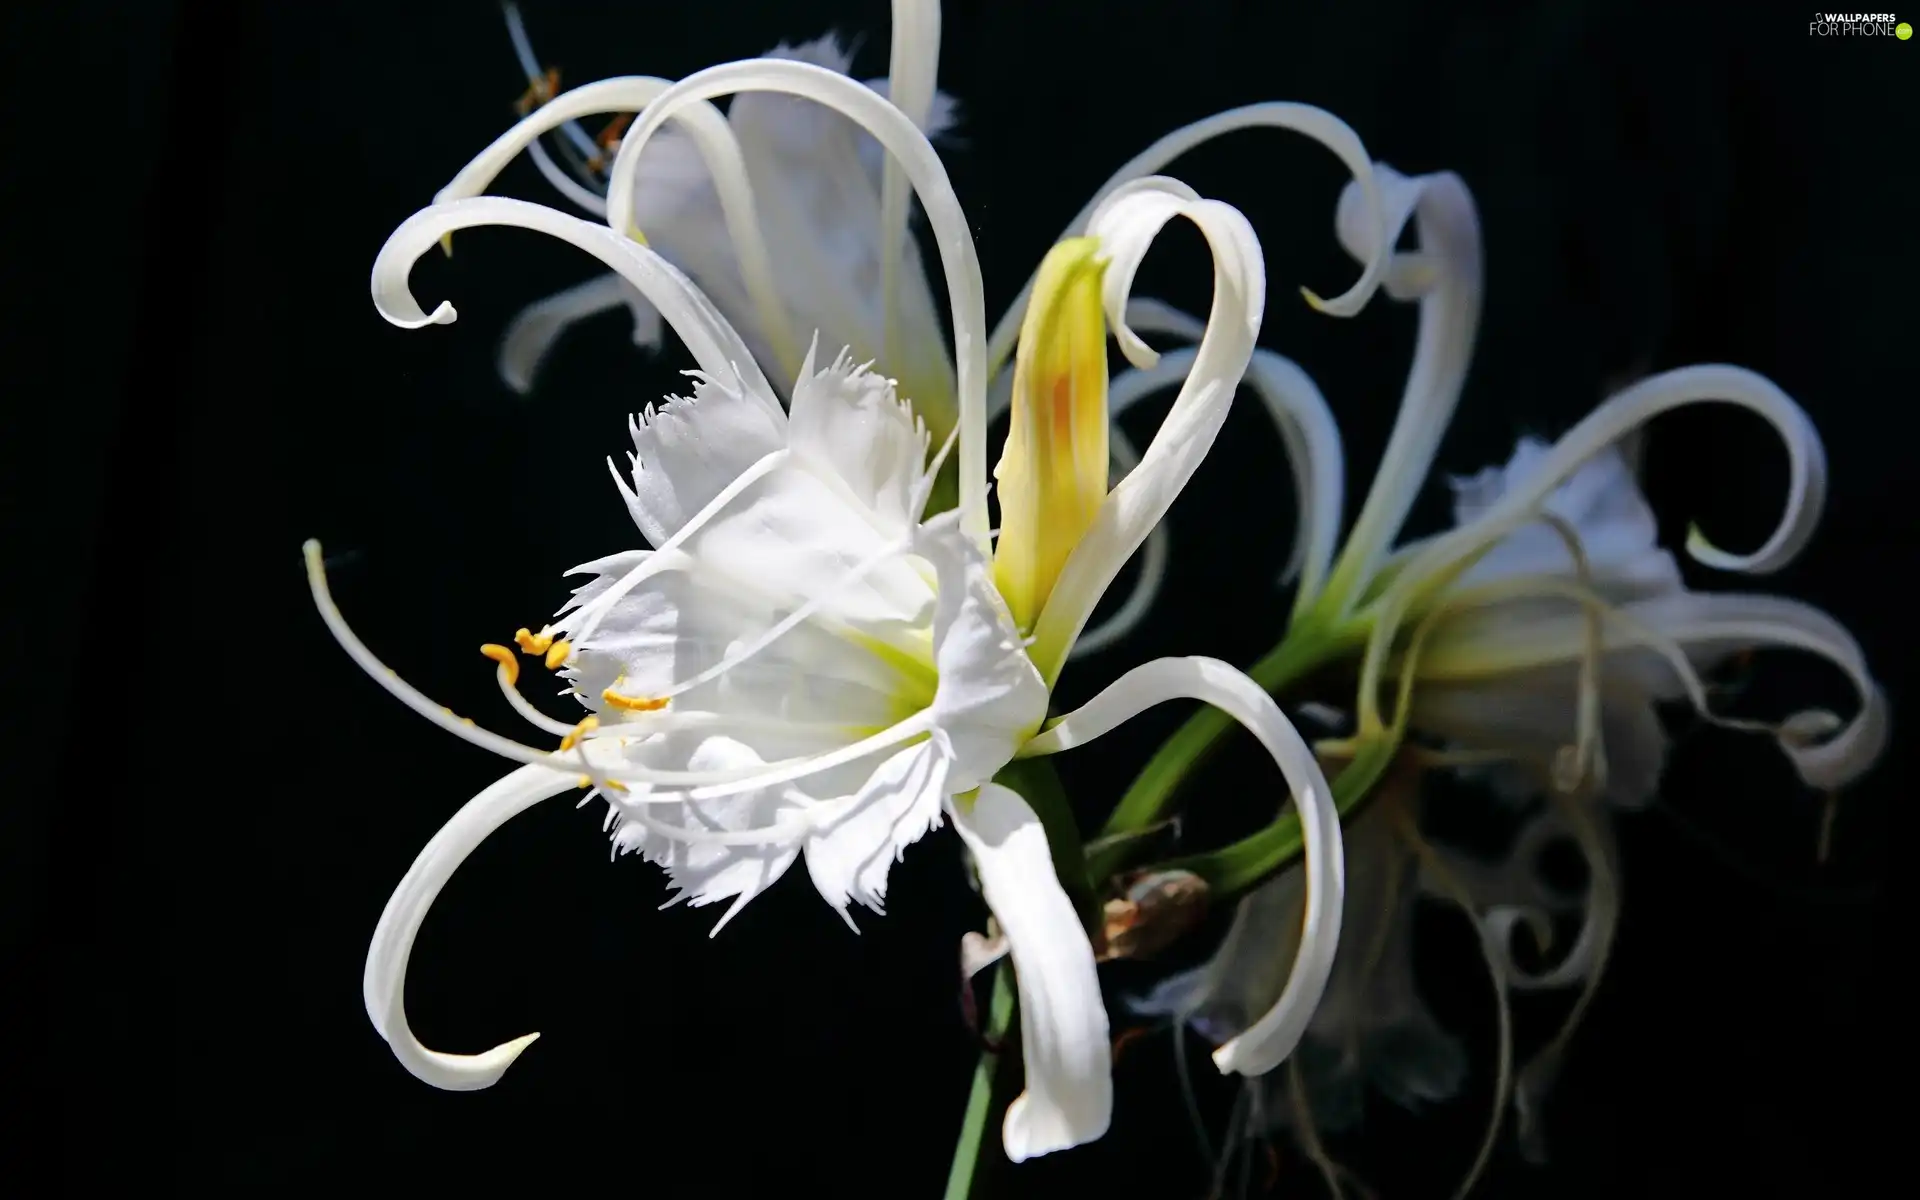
603;59;993;550
1021;655;1343;1077
633;711;935;807
492;662;577;737
525;140;610;215
500;2;599;161
305;542;901;790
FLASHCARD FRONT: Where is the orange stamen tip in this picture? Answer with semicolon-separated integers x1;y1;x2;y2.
479;643;520;686
602;688;669;713
514;627;554;655
544;639;573;670
558;715;600;752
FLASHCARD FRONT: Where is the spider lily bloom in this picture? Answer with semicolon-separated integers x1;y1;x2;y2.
459;4;961;446
314;57;1356;1163
1133;159;1885;1170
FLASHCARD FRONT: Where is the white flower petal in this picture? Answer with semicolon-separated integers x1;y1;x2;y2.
986;101;1388;372
803;739;951;923
370;195;779;407
431;74;802;378
1027;185;1265;681
620;372;788;547
498;273;660;396
1315;167;1484;614
950;782;1112;1162
786;339;932;540
1451;437;1681;599
1625;591;1888;790
604;57;994;549
918;518;1051;787
607;733;806;932
1021;656;1343;1077
363;763;579;1090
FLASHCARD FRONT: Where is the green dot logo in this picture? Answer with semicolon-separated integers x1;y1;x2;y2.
1899;21;1913;38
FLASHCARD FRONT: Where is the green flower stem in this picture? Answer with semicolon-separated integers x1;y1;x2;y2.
943;963;1016;1200
1154;736;1399;899
1086;615;1368;883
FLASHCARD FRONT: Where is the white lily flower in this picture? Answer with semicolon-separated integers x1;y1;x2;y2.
470;5;962;444
311;53;1378;1162
461;5;1394;652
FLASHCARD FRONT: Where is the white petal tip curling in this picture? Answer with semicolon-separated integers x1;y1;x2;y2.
391;1030;541;1092
1003;1091;1112;1164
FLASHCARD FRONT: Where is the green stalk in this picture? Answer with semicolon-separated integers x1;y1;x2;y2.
1154;737;1399;899
942;964;1015;1200
1086;615;1365;882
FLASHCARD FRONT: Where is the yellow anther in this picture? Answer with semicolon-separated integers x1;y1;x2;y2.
544;639;572;670
558;715;600;752
604;779;628;793
577;774;592;789
602;688;669;713
479;643;520;687
514;627;554;656
513;66;561;116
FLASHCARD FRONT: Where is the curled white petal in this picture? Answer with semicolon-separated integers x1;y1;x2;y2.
432;75;800;376
1316;168;1484;615
370;195;778;410
498;273;656;395
986;102;1389;372
1359;366;1833;728
951;783;1111;1161
1069;421;1164;657
1022;656;1344;1077
1406;365;1827;593
603;58;992;549
364;763;578;1089
1029;186;1265;681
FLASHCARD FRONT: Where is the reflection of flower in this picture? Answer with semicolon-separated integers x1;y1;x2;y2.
311;16;1381;1160
1133;783;1465;1138
1118;152;1885;1188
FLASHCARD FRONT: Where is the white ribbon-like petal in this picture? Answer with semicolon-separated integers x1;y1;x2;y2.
431;75;801;376
881;0;941;370
364;763;579;1089
370;195;779;411
986;101;1389;372
498;273;658;395
1022;656;1344;1077
603;58;993;549
1357;365;1833;731
1315;167;1484;615
949;782;1111;1162
1027;184;1265;681
1066;345;1343;657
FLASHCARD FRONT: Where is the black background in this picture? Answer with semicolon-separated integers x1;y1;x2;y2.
3;0;1909;1194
